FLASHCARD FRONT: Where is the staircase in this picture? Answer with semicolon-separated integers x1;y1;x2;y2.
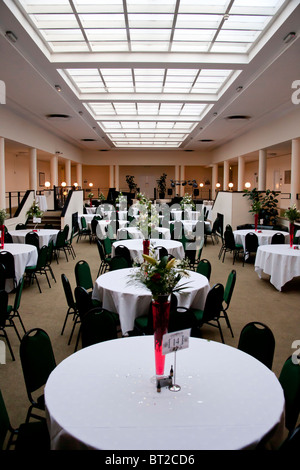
26;211;62;230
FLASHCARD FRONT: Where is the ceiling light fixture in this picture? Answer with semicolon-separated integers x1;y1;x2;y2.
236;86;243;92
283;32;296;44
55;85;61;92
5;31;17;43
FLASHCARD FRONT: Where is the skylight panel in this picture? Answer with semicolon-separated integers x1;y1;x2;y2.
128;13;174;28
175;14;223;29
131;42;170;51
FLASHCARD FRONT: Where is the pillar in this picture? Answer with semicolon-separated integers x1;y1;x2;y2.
238;156;245;191
109;165;114;189
50;154;58;187
0;137;5;208
258;149;267;191
212;164;218;199
65;159;71;187
223;160;229;191
291;138;300;206
76;163;82;188
29;148;37;194
114;165;119;191
180;165;185;197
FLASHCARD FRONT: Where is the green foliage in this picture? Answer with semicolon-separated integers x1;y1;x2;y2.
0;209;7;225
157;173;167;195
126;175;137;192
243;188;279;224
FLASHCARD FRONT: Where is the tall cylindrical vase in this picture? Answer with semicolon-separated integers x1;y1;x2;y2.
152;295;170;377
0;225;4;249
143;239;150;255
254;213;259;232
89;198;93;207
290;222;294;248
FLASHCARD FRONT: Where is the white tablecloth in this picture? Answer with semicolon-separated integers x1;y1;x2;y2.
77;214;95;229
35;195;48;212
111;239;185;264
1;243;38;291
255;244;300;291
85;207;96;214
92;268;209;335
45;336;285;451
234;229;289;251
117;227;170;240
9;229;59;248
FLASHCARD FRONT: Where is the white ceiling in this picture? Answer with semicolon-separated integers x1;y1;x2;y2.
0;0;300;158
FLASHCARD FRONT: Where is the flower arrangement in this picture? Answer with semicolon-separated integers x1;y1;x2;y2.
136;194;159;238
88;192;94;199
131;252;190;300
180;193;195;210
98;192;106;201
284;204;300;222
26;200;43;219
0;208;8;225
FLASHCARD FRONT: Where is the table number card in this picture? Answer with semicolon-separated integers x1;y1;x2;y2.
162;329;191;355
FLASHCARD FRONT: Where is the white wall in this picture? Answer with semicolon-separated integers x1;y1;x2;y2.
211;191;253;231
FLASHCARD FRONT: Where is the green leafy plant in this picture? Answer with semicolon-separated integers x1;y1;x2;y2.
243;188;279;224
180;193;195;210
157;173;167;197
98;192;106;201
88;192;94;199
0;209;8;225
26;200;43;219
284;204;300;222
126;175;137;193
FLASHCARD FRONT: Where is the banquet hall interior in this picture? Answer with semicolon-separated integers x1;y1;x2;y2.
0;0;300;451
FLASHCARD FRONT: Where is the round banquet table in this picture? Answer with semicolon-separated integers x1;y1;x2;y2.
92;268;209;335
44;336;285;451
0;243;38;292
111;238;184;264
116;226;170;240
233;229;289;251
9;229;59;248
255;244;300;291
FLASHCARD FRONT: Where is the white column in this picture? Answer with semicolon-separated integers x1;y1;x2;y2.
223;160;229;191
212;164;218;199
50;155;58;187
258;149;267;191
109;165;114;188
76;163;82;188
0;137;5;208
291;138;300;206
65;159;71;187
29;148;37;193
114;165;119;191
238;156;245;191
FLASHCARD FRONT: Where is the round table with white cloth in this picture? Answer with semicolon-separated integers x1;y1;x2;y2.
85;206;96;214
44;336;285;451
0;243;38;292
255;243;300;291
111;239;184;263
9;229;59;248
116;227;170;240
233;229;289;251
92;268;209;335
35;195;48;212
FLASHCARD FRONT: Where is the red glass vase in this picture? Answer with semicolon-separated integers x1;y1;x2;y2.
0;225;4;249
290;222;294;248
152;295;170;377
143;239;150;255
89;198;93;207
254;213;259;232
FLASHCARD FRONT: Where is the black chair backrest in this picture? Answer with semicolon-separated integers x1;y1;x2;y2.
154;245;168;260
74;286;94;319
16;223;26;230
61;274;76;309
115;245;132;266
0;264;5;291
202;283;224;322
25;231;40;250
75;260;93;290
109;256;129;271
0;289;9;328
0;251;15;279
196;258;211;280
223;269;236;306
96;238;106;261
81;308;118;348
237;322;275;370
245;232;259;251
279;356;300;432
271;232;285;244
224;230;236;249
91;218;98;234
4;232;13;243
19;328;56;397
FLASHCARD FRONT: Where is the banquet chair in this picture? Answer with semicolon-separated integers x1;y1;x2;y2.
7;276;26;336
173;221;183;240
64;226;76;259
54;229;69;263
0;290;19;361
80;307;118;349
133;303;153;336
25;231;40;252
96;239;110;276
222;230;244;264
74;286;104;351
115;244;132;267
75;259;94;294
154;245;169;260
109;256;129;271
19;328;56;423
0;251;17;290
271;232;285;244
25;245;51;293
237;322;275;370
102;236;113;261
168;295;198;334
220;269;236;338
90;218;98;243
190;283;225;343
61;274;79;345
118;228;131;240
16;223;26;230
45;240;56;283
204;221;215;246
43;223;53;229
278;424;300;450
0;389;50;450
278;355;300;434
4;232;13;243
0;264;5;290
196;258;211;281
242;232;259;266
76;216;91;243
184;243;197;270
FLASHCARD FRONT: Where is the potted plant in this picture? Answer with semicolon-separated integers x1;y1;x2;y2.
157;173;167;199
243;188;279;228
0;209;7;249
284;204;300;247
126;175;137;193
88;192;94;207
26;200;43;228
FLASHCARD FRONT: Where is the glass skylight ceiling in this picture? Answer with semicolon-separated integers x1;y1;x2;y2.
14;0;289;148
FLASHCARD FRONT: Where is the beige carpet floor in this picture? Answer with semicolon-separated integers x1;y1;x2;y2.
1;234;299;446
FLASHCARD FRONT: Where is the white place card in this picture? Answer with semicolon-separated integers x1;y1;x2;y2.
33;217;41;223
162;329;191;355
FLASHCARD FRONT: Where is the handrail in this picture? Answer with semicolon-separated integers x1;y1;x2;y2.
6;190;33;218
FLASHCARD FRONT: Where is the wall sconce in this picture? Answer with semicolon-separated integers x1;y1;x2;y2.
73;182;78;189
245;182;251;189
199;183;204;188
216;183;221;189
228;182;234;190
61;181;66;187
89;182;93;188
45;181;51;188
